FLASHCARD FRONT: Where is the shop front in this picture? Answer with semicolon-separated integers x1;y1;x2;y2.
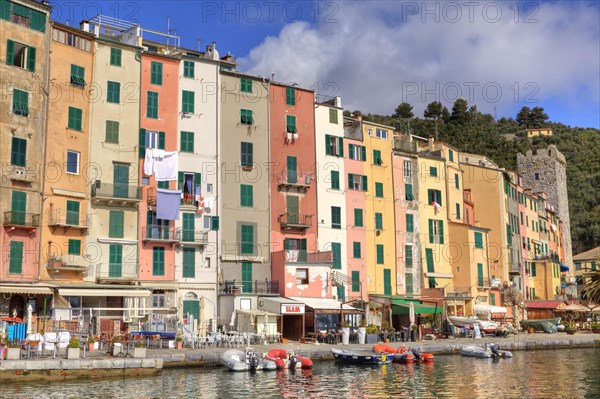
0;283;55;339
288;297;363;336
258;296;305;340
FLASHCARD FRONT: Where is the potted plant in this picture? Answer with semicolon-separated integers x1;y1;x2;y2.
6;341;21;360
592;321;600;334
87;336;95;352
175;336;183;350
366;324;380;344
564;321;577;335
341;321;350;345
357;319;367;344
133;340;146;358
111;336;122;356
66;339;80;359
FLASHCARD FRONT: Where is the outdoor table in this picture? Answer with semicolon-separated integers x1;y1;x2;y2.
46;340;61;358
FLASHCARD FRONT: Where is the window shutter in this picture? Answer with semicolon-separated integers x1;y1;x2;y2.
348;174;354;189
337;137;344;157
284;238;290;250
439;221;444;244
211;216;219;230
9;241;24;273
438;190;442;206
27;46;36;72
362;175;367;191
428;219;434;244
178;172;184;204
139;128;146;158
6;39;14;65
158;132;165;150
428;189;433;205
194;172;201;189
325;134;330;155
361;146;367;162
348;143;354;159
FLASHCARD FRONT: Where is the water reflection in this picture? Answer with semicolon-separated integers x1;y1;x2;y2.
1;348;598;399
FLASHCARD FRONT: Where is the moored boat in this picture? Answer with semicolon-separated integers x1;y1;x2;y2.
372;344;434;363
449;316;498;332
266;349;313;369
460;344;513;359
222;348;277;371
520;318;561;333
331;348;394;365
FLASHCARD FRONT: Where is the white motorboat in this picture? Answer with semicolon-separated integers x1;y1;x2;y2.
222;348;277;371
449;316;498;332
460;344;513;359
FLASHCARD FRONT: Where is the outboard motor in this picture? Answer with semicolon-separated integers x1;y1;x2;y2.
288;354;298;369
249;352;260;370
411;348;422;361
489;343;501;358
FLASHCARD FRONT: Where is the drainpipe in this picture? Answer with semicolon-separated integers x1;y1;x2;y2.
485;230;492;303
38;20;52;284
215;63;220;327
264;77;271;294
135;48;142;286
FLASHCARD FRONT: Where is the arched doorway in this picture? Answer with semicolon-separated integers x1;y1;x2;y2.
183;292;200;331
9;295;25;319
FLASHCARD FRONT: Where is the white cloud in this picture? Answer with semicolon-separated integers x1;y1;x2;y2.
239;1;600;122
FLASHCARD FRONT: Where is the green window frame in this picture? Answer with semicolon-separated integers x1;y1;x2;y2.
9;241;24;273
373;150;382;165
211;216;219;230
531;262;537;277
147;91;159;118
287;156;297;183
354;208;363;227
152;247;165;276
110;48;122;66
426;248;435;273
405;184;414;201
286;115;297;133
240;77;252;93
6;40;36;71
449;149;454;162
405;273;413;294
150;61;163;85
330;170;340;190
427;189;443;206
183;60;195;78
67;106;82;130
405;245;413;267
477;263;484;287
454;173;460;189
105;120;119;144
108;244;122;277
241;224;254;255
242;262;253;293
329;108;338;124
157;181;169;189
376;244;384;264
180;131;194;153
406;214;414;233
70;64;85;86
383;269;391;295
182;247;195;278
474;232;483;249
351;271;360;292
430;166;438;177
182;90;195;113
12;89;29;116
375;213;383;230
68;239;81;255
332;242;341;269
109;210;124;238
66;200;80;225
286;86;295;105
11;191;26;225
240;184;253;207
107;81;120;103
331;206;341;229
353;242;361;259
182;213;195;242
375;182;384;198
241;142;253;166
11;137;26;166
240;109;253;125
456;203;461;220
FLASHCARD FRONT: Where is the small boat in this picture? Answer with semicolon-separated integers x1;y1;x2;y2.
331;348;394;365
266;349;313;369
460;344;513;359
222;348;277;371
449;316;498;332
373;344;434;363
520;318;561;333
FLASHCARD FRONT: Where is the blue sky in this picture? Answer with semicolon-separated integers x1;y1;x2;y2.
50;0;600;128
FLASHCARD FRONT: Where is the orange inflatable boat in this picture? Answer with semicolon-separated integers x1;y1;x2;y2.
266;349;313;369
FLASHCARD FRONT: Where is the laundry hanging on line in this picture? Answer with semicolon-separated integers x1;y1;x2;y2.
144;148;179;181
156;189;182;220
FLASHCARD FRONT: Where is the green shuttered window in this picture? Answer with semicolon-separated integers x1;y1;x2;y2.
182;248;195;278
150;61;163;85
377;244;384;264
240;109;253;124
11;137;26;166
68;239;81;255
241;142;253;166
70;64;85;86
352;271;360;292
477;263;484;287
180;131;194;152
375;182;384;198
331;206;341;229
105;121;119;144
405;184;414;201
153;247;165;276
240;184;253;207
9;241;24;273
147;91;159;118
286;86;295;105
241;77;252;93
68;107;82;130
329;108;338;124
406;214;414;233
12;89;29;116
383;269;391;295
353;242;361;259
6;39;36;71
426;248;435;273
474;232;483;248
182;90;195;113
241;225;254;254
286;115;297;133
405;245;413;267
109;244;122;277
109;210;124;238
183;60;195;78
66;200;80;225
332;242;341;269
375;213;383;230
107;81;120;103
330;171;340;190
110;48;122;66
354;208;363;227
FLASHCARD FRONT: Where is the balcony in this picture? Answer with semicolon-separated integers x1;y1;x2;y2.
46;255;89;274
509;262;522;276
91;181;142;206
143;225;178;244
279;213;313;230
6;165;38;183
276;250;333;264
4;212;40;231
393;137;418;153
220;279;279;295
277;172;313;192
175;228;208;246
95;262;138;284
48;209;89;234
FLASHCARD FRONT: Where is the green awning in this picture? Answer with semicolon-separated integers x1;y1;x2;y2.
392;299;441;315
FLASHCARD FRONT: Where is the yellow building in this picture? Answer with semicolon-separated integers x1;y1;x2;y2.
362;121;396;296
39;22;95;283
526;128;553;139
573;246;599;290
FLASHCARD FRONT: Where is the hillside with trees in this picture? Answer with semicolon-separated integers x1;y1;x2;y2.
344;101;600;254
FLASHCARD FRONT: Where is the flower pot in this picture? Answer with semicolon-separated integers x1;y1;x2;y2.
342;328;350;345
565;329;576;335
88;342;94;352
527;328;534;334
6;348;20;360
176;341;183;350
66;348;80;359
357;327;366;344
133;347;146;358
281;338;288;344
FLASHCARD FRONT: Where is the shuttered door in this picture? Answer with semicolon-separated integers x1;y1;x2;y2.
242;262;253;293
113;163;129;198
11;191;26;225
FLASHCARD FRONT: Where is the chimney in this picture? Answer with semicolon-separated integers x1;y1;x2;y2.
427;137;435;150
356;113;362;121
334;96;342;108
80;20;90;32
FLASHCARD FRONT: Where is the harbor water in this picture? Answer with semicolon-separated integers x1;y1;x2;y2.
2;348;599;398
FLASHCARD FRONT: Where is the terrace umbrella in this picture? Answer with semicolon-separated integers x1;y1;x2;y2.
409;302;416;325
557;303;589;312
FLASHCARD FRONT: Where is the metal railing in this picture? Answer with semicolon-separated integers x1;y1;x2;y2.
48;209;89;227
3;211;40;227
175;228;208;244
95;263;138;280
220;280;279;295
91;182;142;200
279;212;313;228
143;225;176;241
393;137;418;153
273;250;333;264
277;172;313;187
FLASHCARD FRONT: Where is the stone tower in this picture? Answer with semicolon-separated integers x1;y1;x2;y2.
516;145;573;267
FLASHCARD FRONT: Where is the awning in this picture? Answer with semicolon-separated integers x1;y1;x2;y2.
58;288;152;297
474;304;507;315
139;282;179;291
0;283;55;295
526;301;562;309
288;297;362;313
560;264;570;272
392;300;442;315
259;297;305;315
